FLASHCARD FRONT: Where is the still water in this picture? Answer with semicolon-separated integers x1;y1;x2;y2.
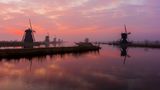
0;45;160;90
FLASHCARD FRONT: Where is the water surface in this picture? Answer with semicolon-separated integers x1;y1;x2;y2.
0;45;160;90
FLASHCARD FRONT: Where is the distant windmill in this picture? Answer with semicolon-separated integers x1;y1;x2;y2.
22;19;36;43
120;25;131;44
44;33;50;47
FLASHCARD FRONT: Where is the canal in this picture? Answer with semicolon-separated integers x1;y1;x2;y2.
0;45;160;90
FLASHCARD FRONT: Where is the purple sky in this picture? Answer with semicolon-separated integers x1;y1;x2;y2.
0;0;159;42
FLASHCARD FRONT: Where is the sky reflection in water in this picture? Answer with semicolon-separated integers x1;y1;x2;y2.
0;45;160;90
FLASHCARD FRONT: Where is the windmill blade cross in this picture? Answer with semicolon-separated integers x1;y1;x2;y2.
124;24;127;33
29;19;36;33
128;32;131;35
29;19;33;30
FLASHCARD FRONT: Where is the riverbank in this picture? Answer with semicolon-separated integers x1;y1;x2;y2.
105;42;160;49
0;45;101;58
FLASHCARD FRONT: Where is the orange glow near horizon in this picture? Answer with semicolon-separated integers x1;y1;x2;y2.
0;0;159;41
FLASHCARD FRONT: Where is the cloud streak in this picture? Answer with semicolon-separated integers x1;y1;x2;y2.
0;0;159;41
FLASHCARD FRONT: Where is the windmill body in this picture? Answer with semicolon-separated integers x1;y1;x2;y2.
23;28;35;43
120;25;131;44
121;33;128;44
22;19;35;48
44;35;50;47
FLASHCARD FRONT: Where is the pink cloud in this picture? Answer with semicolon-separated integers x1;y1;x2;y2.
0;0;159;41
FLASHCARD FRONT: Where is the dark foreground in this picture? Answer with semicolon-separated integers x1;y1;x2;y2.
0;46;101;59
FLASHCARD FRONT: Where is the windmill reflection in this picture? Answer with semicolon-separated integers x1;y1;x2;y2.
120;45;131;64
0;49;100;71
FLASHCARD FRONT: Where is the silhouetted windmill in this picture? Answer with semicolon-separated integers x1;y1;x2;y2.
120;25;131;44
22;19;35;43
44;33;50;47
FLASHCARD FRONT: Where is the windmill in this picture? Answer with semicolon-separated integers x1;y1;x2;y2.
22;19;36;43
44;33;50;47
120;25;131;44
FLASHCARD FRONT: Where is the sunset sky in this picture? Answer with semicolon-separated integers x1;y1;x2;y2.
0;0;159;42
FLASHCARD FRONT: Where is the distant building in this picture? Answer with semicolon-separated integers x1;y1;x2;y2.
44;35;50;47
58;39;61;43
85;38;89;43
53;37;57;43
45;35;50;43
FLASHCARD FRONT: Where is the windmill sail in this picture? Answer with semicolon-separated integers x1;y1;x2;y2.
29;19;33;30
124;24;131;34
29;19;35;42
124;24;127;33
22;32;26;41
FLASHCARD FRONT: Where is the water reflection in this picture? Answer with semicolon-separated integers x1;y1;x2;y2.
0;50;100;71
0;46;160;90
120;45;131;64
0;49;100;60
